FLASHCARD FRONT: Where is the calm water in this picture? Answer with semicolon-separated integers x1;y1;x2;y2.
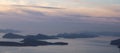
0;36;119;53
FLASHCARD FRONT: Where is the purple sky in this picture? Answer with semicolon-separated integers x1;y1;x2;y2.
0;0;120;34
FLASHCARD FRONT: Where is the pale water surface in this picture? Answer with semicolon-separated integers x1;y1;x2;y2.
0;36;119;53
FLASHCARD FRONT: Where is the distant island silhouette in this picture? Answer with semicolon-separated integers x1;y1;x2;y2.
0;32;100;47
3;33;58;39
0;32;101;47
0;38;68;46
111;39;120;48
3;32;98;39
56;32;98;39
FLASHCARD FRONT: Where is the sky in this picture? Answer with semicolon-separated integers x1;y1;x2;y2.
0;0;120;35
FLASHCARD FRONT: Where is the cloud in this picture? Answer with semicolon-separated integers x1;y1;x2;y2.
0;29;21;33
0;5;120;23
0;5;120;22
0;5;120;34
12;5;64;9
0;0;30;5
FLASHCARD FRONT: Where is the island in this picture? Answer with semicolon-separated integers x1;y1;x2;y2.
55;32;98;39
0;38;68;46
110;39;120;48
2;32;99;40
25;34;58;40
3;33;25;39
3;33;58;40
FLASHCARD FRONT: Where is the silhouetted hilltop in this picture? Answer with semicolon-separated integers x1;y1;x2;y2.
111;39;120;48
56;32;98;39
3;33;24;39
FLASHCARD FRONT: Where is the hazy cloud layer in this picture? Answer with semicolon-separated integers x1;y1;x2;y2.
0;5;120;34
0;29;21;33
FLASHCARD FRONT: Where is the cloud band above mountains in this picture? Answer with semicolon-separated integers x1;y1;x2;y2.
0;3;120;34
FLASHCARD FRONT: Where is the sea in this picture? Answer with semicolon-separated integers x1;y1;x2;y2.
0;35;119;53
